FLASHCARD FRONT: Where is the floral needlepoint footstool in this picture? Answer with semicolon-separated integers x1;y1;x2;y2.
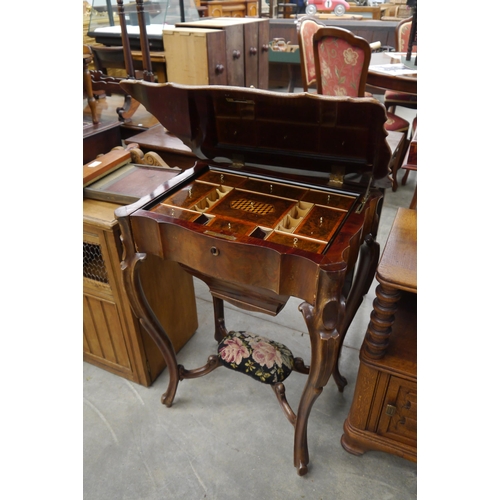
217;331;294;384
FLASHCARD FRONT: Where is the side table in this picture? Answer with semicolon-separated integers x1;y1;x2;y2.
341;207;417;462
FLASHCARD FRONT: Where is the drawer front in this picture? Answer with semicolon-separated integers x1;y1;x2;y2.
378;376;417;447
160;222;284;292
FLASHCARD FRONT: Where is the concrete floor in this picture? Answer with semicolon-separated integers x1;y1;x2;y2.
83;105;417;499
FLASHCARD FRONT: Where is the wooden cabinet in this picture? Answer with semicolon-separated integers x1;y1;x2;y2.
163;18;269;89
201;0;258;18
83;198;198;386
341;208;417;462
163;27;228;86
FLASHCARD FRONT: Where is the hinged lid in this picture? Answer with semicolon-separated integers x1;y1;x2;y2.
119;81;391;182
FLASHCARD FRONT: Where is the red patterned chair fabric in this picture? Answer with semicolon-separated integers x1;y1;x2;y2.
297;17;324;92
312;27;409;135
314;35;370;97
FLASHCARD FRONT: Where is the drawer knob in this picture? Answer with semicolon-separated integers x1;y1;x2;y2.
233;50;241;59
210;247;220;256
262;44;269;52
249;47;257;55
215;64;224;74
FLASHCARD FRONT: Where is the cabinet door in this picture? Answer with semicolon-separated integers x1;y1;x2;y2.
222;24;245;86
256;19;269;89
163;29;227;86
243;21;259;88
83;230;139;381
378;377;417;447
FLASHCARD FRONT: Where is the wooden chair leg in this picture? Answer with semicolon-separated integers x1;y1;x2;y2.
118;95;141;121
409;184;417;209
402;168;411;186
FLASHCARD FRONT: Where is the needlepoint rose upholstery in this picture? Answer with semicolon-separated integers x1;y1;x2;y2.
217;331;294;384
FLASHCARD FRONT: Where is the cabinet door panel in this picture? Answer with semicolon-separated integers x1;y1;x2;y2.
83;294;132;370
244;21;259;88
224;25;245;86
257;20;269;89
378;377;417;446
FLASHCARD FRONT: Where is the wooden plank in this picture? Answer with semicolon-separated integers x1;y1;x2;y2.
83;148;131;187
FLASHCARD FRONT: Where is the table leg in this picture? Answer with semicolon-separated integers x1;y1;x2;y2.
295;268;345;475
83;57;99;125
117;217;181;406
363;283;401;360
333;235;380;388
212;296;227;342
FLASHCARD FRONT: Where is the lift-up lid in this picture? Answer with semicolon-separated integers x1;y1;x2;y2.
119;81;391;182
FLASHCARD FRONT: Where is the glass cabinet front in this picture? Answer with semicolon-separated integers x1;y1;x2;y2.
88;0;200;38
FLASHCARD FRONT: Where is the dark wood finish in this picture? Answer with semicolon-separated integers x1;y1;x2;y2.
341;207;417;461
87;44;141;122
385;130;407;193
83;120;122;165
115;82;392;475
124;124;198;170
270;18;398;47
83;145;133;187
90;15;398;54
401;123;417;209
175;18;270;89
367;68;417;94
135;0;155;82
83;50;99;124
116;0;136;78
131;51;167;83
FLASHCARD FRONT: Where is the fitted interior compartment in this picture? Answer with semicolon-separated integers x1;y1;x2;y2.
275;201;313;233
250;226;273;240
193;184;233;212
147;170;360;254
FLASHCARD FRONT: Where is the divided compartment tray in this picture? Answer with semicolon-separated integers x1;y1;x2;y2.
149;170;358;254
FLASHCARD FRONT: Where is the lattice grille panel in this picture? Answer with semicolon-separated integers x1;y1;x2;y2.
83;242;109;284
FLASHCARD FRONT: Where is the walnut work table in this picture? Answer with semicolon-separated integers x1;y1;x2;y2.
115;82;393;476
341;207;417;461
